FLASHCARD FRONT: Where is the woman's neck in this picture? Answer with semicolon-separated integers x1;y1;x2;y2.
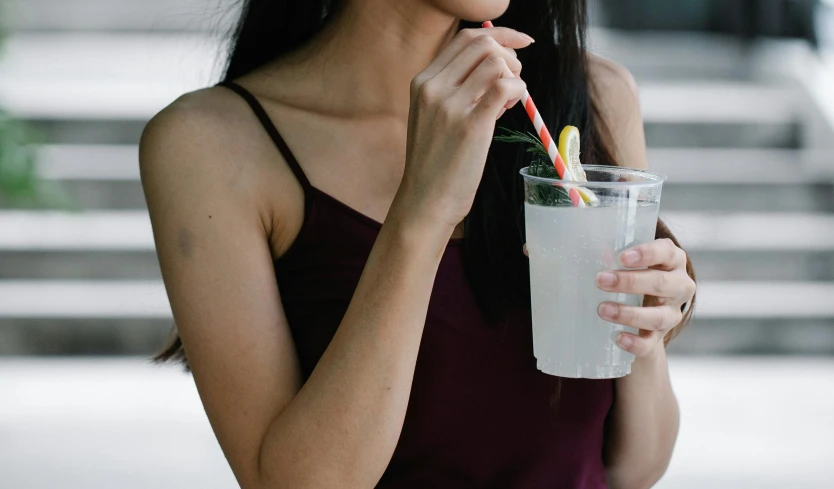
276;0;459;119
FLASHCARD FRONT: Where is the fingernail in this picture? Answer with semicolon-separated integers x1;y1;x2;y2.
520;33;535;43
621;249;640;266
617;334;633;349
597;272;617;288
598;303;617;320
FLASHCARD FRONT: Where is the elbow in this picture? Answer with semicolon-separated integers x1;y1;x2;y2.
607;457;672;489
251;459;372;489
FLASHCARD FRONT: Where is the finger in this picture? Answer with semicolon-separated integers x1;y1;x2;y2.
457;54;515;103
616;330;662;358
438;35;522;87
471;77;526;120
598;302;683;332
522;243;528;256
619;238;685;271
421;28;532;80
596;269;691;301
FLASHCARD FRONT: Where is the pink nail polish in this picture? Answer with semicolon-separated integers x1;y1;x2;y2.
617;334;633;349
621;249;640;266
599;303;617;319
597;272;616;287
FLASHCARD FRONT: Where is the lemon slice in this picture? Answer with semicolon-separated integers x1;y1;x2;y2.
558;126;597;205
576;187;599;205
558;125;586;181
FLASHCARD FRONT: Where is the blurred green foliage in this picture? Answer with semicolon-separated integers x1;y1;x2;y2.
0;109;42;205
0;24;69;208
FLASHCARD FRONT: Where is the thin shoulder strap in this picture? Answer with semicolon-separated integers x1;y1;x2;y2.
217;80;313;191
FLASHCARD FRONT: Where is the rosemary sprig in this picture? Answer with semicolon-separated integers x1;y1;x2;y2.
494;126;572;206
493;127;549;158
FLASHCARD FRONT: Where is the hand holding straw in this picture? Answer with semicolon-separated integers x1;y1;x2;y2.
482;20;584;208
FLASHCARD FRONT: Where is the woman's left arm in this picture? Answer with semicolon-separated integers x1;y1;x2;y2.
587;55;696;488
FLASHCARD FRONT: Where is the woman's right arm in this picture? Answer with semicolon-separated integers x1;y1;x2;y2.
140;27;530;489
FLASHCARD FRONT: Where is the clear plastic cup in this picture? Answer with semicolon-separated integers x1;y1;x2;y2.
520;165;666;379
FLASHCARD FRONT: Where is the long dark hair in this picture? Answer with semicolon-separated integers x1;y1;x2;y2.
156;0;694;366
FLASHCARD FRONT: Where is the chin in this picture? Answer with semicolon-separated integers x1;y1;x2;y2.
429;0;511;23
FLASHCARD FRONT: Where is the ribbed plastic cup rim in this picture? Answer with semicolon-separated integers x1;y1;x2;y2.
520;165;667;189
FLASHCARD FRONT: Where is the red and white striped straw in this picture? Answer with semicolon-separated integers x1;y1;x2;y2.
482;20;584;207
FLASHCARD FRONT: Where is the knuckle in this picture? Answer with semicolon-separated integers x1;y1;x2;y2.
486;79;504;97
484;53;503;67
484;54;508;74
416;80;438;105
663;238;678;257
665;307;683;329
472;34;495;49
622;272;637;291
669;309;683;327
494;80;511;98
685;278;697;298
409;76;424;97
622;306;637;325
653;271;668;295
653;309;667;331
458;28;478;41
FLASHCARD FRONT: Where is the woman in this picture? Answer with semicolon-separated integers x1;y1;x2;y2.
140;0;696;487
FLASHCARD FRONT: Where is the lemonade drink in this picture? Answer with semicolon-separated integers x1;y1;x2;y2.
520;166;666;379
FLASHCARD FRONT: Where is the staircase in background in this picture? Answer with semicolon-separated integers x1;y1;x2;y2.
1;1;834;355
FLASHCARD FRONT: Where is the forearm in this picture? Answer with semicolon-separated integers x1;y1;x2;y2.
605;347;680;489
256;211;451;488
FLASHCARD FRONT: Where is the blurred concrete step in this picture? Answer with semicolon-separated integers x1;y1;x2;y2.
29;120;149;145
687;251;834;281
647;148;834;183
0;33;219;120
667;318;834;355
638;82;799;124
643;121;799;148
1;0;230;32
0;251;161;280
5;210;834;252
661;183;834;212
30;118;800;148
4;316;833;356
42;179;828;212
0;211;154;250
0;281;170;318
0;34;801;126
0;318;174;356
21;180;148;210
2;281;834;355
1;280;833;319
37;145;140;180
25;145;834;210
37;145;834;184
663;212;834;251
1;249;827;282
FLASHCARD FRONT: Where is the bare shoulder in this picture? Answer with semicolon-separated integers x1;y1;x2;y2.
588;54;639;105
140;86;262;195
586;54;647;169
140;86;304;253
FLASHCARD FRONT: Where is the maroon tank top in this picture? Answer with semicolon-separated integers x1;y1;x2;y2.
221;81;614;488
